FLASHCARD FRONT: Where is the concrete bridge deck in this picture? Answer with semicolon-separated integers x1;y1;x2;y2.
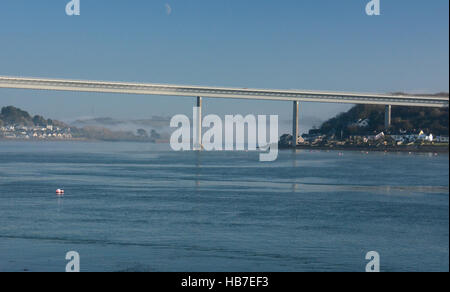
0;76;448;108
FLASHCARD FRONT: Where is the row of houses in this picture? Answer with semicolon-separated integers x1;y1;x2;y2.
301;130;449;145
347;118;448;142
349;131;448;144
389;131;448;144
0;124;73;140
350;131;434;143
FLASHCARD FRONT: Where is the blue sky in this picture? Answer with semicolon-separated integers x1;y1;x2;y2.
0;0;448;133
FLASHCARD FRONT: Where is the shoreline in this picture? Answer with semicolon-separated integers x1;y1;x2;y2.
287;144;449;154
0;138;167;143
1;139;449;154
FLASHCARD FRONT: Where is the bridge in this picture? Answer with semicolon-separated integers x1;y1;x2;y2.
0;76;448;147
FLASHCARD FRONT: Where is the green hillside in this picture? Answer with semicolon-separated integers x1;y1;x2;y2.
318;104;449;136
0;106;66;128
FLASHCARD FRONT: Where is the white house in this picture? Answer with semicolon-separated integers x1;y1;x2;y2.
352;118;370;128
417;131;434;142
368;132;385;141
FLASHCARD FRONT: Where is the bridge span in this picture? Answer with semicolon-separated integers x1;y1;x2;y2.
0;76;448;147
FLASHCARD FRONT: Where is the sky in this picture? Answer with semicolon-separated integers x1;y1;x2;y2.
0;0;448;134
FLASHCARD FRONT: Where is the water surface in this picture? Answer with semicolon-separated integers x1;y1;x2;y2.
0;141;448;272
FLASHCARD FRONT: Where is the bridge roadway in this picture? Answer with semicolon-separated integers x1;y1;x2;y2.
0;76;448;107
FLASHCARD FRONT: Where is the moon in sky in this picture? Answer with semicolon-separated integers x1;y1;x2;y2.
165;4;172;15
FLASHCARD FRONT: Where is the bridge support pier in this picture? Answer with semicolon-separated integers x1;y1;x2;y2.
385;105;391;129
194;96;203;150
292;101;299;148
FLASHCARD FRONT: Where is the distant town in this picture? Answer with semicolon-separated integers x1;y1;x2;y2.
0;106;165;142
280;103;449;152
0;124;73;140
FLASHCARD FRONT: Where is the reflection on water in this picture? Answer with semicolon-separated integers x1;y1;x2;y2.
195;151;201;188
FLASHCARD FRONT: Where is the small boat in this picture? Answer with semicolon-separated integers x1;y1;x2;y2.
56;189;65;196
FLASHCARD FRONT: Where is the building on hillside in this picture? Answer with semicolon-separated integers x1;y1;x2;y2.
351;118;370;128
